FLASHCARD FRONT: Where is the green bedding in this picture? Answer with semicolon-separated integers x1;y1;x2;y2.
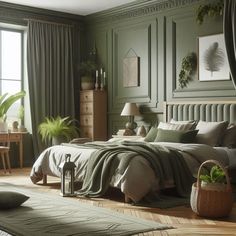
75;141;194;198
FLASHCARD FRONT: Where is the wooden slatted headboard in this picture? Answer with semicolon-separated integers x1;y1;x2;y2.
163;101;236;123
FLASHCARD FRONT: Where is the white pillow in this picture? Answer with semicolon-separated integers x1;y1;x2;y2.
170;119;196;130
196;120;228;146
158;121;194;131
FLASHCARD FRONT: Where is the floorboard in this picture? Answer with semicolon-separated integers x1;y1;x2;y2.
1;168;236;235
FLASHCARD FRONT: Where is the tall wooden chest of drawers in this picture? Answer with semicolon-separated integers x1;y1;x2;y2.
80;90;107;141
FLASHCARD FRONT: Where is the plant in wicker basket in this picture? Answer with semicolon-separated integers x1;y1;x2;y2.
190;160;233;218
200;165;226;191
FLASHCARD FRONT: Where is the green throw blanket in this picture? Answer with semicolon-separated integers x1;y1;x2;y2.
73;141;194;198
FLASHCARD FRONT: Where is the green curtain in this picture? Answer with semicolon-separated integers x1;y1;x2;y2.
27;20;75;156
224;0;236;88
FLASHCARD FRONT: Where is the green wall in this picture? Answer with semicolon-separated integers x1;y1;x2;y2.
0;0;235;143
84;0;236;138
0;1;85;165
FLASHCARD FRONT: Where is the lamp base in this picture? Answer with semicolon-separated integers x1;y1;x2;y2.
123;128;136;136
125;121;137;130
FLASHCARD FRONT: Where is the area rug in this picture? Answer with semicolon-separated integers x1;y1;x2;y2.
0;184;172;236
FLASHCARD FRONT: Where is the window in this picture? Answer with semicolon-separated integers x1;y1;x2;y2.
0;29;23;123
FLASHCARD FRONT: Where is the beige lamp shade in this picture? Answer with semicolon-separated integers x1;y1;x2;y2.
121;103;140;116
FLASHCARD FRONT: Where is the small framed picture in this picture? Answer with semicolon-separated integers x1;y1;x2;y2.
198;33;230;81
123;56;140;87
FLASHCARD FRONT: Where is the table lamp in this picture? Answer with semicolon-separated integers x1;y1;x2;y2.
121;102;140;135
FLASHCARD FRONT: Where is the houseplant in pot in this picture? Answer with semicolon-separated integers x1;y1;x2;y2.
0;91;26;132
190;160;233;218
200;164;226;191
38;116;79;146
79;60;97;90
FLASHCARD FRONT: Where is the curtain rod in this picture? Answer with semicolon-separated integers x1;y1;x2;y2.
24;18;74;27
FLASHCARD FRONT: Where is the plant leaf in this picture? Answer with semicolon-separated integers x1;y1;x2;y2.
0;91;26;119
203;42;225;76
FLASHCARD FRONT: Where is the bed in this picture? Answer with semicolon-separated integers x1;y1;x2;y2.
30;100;236;203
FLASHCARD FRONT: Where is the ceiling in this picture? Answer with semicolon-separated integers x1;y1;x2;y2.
1;0;138;16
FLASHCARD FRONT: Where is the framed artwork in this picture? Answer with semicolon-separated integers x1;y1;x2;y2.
123;56;140;87
198;33;230;81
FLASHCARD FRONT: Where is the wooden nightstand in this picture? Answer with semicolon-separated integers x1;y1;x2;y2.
112;135;141;139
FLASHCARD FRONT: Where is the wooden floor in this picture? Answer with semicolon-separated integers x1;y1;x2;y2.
1;168;236;236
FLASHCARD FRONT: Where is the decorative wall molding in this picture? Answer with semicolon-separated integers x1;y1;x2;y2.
166;11;236;100
0;2;84;27
111;21;159;112
86;0;201;24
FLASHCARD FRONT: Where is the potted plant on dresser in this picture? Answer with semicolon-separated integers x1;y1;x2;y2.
38;116;79;146
79;60;97;90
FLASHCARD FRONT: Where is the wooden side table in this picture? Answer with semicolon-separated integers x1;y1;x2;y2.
0;132;26;168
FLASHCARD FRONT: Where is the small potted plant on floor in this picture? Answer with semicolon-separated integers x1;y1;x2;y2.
79;60;97;90
38;116;79;146
200;164;226;191
190;160;233;218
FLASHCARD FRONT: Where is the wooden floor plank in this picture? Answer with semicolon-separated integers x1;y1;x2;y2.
1;168;236;235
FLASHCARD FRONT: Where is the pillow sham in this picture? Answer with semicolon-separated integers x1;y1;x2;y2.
0;191;29;209
222;124;236;148
144;127;158;142
154;128;199;143
170;119;196;130
158;121;194;131
195;120;228;147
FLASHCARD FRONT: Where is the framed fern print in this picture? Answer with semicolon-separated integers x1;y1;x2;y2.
198;33;230;81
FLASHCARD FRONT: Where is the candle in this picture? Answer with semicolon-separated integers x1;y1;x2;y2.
100;68;103;75
96;70;98;77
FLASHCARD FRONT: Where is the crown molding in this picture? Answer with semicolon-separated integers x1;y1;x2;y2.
0;1;85;27
85;0;202;24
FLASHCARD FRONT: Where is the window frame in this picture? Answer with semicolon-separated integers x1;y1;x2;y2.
0;27;24;119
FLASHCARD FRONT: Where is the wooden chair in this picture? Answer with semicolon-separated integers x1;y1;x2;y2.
0;133;11;173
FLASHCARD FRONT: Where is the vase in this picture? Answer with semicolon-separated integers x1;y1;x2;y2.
137;125;147;137
52;136;67;146
81;76;94;90
0;121;8;132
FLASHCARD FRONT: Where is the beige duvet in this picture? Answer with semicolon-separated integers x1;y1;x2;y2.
30;139;230;202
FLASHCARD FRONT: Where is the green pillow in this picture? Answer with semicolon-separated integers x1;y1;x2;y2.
144;127;158;142
154;128;199;143
0;191;29;209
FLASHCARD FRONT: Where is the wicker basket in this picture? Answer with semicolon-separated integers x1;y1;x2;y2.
190;160;233;218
